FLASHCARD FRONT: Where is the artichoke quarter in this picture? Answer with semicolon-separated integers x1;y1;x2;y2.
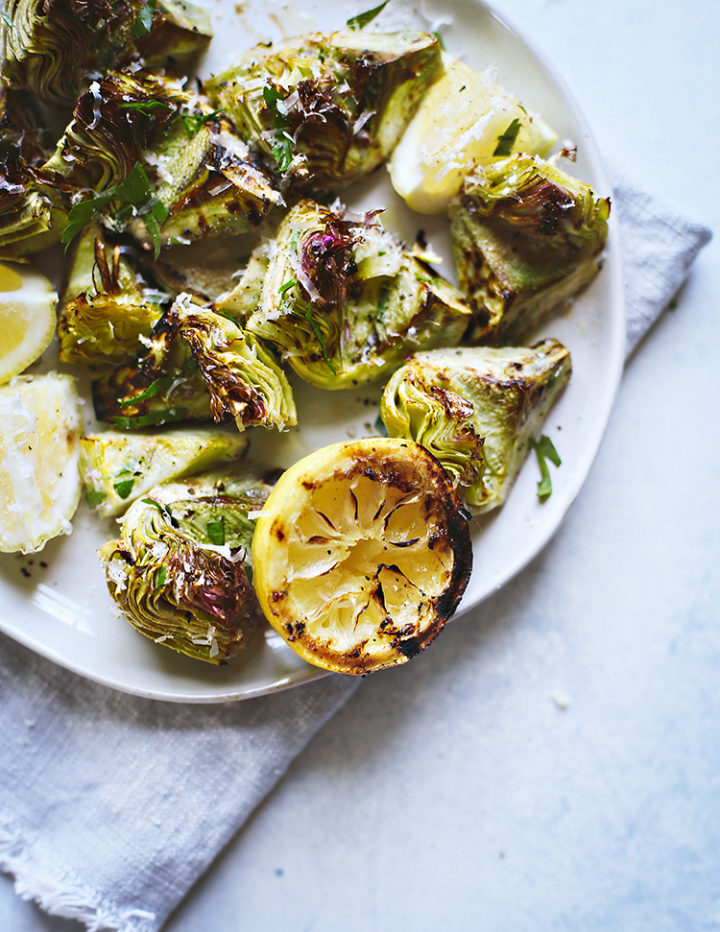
206;30;442;191
99;469;272;663
80;426;249;517
41;69;185;194
230;199;472;390
1;0;212;106
173;296;297;432
58;224;167;365
380;339;571;512
92;302;214;429
449;154;610;344
0;90;64;257
139;114;282;247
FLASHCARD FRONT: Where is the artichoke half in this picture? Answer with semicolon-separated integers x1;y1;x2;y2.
80;426;249;517
1;0;212;106
41;69;185;194
140;115;282;247
206;30;442;191
223;199;472;390
92;303;213;429
380;339;572;512
58;224;167;365
450;154;610;343
0;90;64;257
99;469;272;663
93;296;297;432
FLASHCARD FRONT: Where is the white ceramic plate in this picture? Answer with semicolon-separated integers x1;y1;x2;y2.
0;0;624;702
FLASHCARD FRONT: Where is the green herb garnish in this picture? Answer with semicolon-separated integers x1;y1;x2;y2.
120;100;173;114
529;434;561;501
178;109;224;135
376;281;391;324
279;278;297;296
131;0;157;38
154;565;166;588
347;0;390;30
207;518;225;546
84;488;107;509
113;476;135;500
112;407;188;429
117;374;175;408
62;162;168;258
263;85;293;172
493;118;521;157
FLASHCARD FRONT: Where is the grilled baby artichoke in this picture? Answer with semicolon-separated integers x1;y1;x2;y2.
227;199;472;389
206;30;442;191
93;296;297;432
80;426;249;517
0;90;64;257
99;469;272;663
380;340;572;512
58;224;167;365
1;0;212;106
450;154;610;343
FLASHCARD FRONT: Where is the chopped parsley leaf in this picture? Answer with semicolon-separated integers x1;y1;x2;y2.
493;118;521;157
347;0;391;30
529;434;561;500
207;518;225;546
154;565;166;588
178;109;224;135
117;373;175;408
263;85;293;172
84;488;107;509
62;162;168;257
113;476;135;500
131;0;157;38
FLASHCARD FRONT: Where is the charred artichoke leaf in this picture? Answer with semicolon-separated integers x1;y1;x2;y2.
41;69;187;194
1;0;144;105
450;154;610;343
174;295;297;432
98;468;272;663
380;339;571;512
58;224;166;365
80;426;248;517
140;115;281;246
92;302;214;428
206;30;442;190
133;0;213;71
243;199;472;390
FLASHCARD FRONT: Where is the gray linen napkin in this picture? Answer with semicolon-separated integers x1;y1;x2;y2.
0;178;711;932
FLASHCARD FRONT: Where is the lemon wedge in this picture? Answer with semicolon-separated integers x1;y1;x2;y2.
389;52;557;214
0;262;57;384
252;437;472;674
0;373;82;554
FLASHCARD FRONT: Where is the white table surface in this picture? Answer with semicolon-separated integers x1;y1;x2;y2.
2;0;718;929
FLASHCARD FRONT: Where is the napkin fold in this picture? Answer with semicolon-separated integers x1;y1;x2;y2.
0;177;711;932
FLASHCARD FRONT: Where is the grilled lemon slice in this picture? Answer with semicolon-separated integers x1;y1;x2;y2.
0;263;57;384
252;438;472;674
0;373;82;553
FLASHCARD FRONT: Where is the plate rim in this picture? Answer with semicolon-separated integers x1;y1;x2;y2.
0;0;626;702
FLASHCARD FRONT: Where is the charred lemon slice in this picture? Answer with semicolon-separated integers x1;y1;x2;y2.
252;437;472;675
